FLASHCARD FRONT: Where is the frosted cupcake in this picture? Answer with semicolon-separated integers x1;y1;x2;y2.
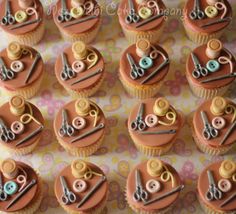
0;95;44;155
186;39;236;99
119;39;170;99
0;42;44;99
118;0;167;43
192;96;236;156
54;159;108;214
54;98;106;156
0;158;43;213
55;41;105;98
128;97;185;156
198;160;236;213
53;0;101;43
0;0;45;45
183;0;232;44
126;158;184;214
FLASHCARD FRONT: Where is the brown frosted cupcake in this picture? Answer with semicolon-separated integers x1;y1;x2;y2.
183;0;232;44
0;42;45;99
198;160;236;213
54;98;106;157
54;159;108;214
119;39;170;99
0;0;45;46
0;158;43;213
0;95;44;155
55;41;105;98
128;97;185;156
186;39;236;99
53;0;101;43
192;96;236;156
126;158;184;214
118;0;167;44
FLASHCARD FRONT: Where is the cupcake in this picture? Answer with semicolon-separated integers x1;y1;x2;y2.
53;0;101;43
0;95;44;155
192;96;236;156
0;41;45;99
118;0;167;44
55;41;105;98
0;158;43;213
183;0;232;44
0;0;45;46
54;98;106;156
119;39;170;99
198;160;236;213
186;39;236;99
128;97;185;156
126;158;184;214
54;159;108;214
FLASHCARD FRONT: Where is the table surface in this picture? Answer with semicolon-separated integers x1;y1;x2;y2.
0;0;236;213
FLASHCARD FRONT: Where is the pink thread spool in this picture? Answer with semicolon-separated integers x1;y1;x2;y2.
206;39;223;59
206;0;219;6
71;0;85;7
18;0;33;9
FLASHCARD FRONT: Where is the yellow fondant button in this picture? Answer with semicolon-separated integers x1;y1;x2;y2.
205;6;218;18
70;6;84;19
138;7;152;20
15;10;28;23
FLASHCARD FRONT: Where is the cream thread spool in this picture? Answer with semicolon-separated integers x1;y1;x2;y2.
147;159;164;177
72;41;88;60
206;0;219;6
18;0;33;9
210;96;227;116
206;39;223;59
9;95;26;116
136;39;151;58
75;98;91;116
7;42;22;60
153;97;170;117
219;160;236;179
71;160;88;179
71;0;85;7
1;159;19;179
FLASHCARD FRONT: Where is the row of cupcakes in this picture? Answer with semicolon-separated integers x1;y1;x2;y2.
0;95;235;157
0;0;233;45
0;157;236;214
0;38;235;100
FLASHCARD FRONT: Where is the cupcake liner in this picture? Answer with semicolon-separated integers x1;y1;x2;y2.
183;21;224;44
5;18;46;46
60;19;102;44
119;72;164;99
186;73;230;99
122;22;165;44
61;189;108;214
1;72;44;99
56;134;105;157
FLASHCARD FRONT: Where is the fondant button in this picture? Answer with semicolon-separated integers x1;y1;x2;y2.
10;61;24;73
72;60;86;73
146;179;161;193
70;7;84;19
206;60;220;72
212;117;226;130
218;179;232;193
139;57;153;69
205;6;218;18
4;181;18;195
138;7;152;20
11;121;25;134
73;179;87;193
145;114;158;128
15;10;28;23
72;117;86;130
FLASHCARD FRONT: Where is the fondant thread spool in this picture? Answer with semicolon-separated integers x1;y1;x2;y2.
72;41;88;60
1;159;19;179
9;95;26;116
71;0;85;7
210;96;227;116
219;160;236;179
153;97;170;117
206;39;223;59
71;159;88;179
7;42;22;60
147;159;163;177
136;39;151;58
135;0;145;5
18;0;33;9
206;0;219;6
75;98;91;116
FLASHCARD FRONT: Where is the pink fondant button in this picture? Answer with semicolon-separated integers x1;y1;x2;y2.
145;114;158;128
146;179;161;193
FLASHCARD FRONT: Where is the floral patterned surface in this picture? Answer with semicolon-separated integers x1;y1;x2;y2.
0;0;236;213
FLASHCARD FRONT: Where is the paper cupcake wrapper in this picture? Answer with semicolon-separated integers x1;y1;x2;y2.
183;21;224;44
122;21;165;44
119;73;164;99
5;17;45;46
60;19;102;43
186;73;230;99
1;72;44;99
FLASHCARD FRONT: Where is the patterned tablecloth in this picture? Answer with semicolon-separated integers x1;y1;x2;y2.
0;0;236;213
